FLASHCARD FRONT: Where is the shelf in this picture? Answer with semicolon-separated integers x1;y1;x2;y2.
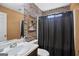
28;30;36;32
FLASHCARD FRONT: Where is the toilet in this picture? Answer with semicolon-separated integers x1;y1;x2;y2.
29;40;49;56
38;48;49;56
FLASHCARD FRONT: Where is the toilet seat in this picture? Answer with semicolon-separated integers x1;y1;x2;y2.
38;48;49;56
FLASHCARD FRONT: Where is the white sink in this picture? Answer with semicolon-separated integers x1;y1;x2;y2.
1;42;38;56
7;45;30;56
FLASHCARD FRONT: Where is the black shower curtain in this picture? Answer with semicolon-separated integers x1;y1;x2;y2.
38;11;75;56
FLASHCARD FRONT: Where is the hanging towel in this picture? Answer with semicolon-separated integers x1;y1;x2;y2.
21;20;24;37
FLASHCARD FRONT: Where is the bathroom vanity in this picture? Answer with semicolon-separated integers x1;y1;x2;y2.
0;41;38;56
27;48;37;56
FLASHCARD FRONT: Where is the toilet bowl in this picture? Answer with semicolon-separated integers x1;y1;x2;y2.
29;40;49;56
38;48;49;56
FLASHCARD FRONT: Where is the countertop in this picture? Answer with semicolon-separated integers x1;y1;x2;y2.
0;42;39;56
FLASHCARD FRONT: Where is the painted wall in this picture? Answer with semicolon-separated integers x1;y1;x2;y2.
0;5;23;40
70;3;79;55
70;3;79;10
74;10;79;55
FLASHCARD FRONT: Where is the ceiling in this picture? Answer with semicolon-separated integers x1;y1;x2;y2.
0;3;24;14
0;3;70;14
35;3;70;11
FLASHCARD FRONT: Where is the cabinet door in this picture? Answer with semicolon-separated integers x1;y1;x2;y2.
0;12;7;41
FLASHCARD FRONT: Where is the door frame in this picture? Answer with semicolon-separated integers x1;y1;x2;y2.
0;12;7;40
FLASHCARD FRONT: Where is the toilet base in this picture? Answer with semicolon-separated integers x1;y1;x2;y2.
37;48;49;56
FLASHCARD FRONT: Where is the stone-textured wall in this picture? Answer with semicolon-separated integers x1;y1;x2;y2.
24;3;42;41
24;3;42;17
42;5;70;16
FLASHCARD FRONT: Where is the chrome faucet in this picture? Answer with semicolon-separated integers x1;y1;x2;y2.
10;42;17;48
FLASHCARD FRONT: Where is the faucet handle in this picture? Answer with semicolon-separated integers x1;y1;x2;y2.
10;42;17;48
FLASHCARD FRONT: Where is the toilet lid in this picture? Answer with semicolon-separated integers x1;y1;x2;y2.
38;48;49;56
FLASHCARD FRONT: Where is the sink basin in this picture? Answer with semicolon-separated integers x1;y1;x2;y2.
0;42;38;56
1;42;31;56
7;45;30;56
